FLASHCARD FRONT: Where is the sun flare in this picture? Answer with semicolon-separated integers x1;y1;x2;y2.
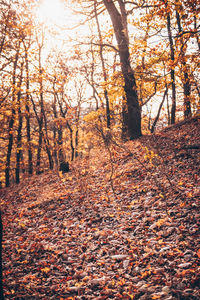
36;0;69;27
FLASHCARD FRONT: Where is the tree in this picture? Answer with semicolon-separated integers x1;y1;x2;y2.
5;40;21;187
15;61;24;184
102;0;142;139
94;0;111;128
163;0;176;124
175;5;191;118
23;37;33;175
32;30;53;173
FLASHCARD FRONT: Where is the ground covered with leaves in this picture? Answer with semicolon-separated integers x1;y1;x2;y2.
1;116;200;299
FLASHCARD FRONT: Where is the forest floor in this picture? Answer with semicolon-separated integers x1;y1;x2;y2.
1;116;200;300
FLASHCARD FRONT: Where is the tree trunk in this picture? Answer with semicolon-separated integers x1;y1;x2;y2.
94;1;111;128
164;0;176;124
0;211;3;299
52;83;58;167
151;87;168;133
75;128;79;158
5;109;15;187
175;8;191;118
67;122;75;161
5;43;20;187
15;62;24;184
43;112;54;170
121;96;129;140
24;44;33;175
36;121;43;174
183;71;191;118
36;44;44;174
57;126;65;164
103;0;142;139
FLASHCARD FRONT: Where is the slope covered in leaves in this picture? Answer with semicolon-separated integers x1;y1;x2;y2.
1;116;200;299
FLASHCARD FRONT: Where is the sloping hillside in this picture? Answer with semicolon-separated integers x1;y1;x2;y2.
0;116;200;299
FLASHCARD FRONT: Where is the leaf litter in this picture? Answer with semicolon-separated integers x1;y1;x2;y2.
0;116;200;299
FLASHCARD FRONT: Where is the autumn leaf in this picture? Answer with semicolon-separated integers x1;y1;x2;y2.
152;295;162;299
41;267;51;274
156;218;166;228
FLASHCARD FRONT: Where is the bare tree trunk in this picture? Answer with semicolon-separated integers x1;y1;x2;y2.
5;110;15;187
75;128;79;158
67;122;75;161
166;88;170;125
24;43;33;175
175;8;191;118
57;126;65;164
36;44;44;174
52;80;58;167
94;1;111;128
5;43;20;187
43;108;53;170
164;0;176;124
151;87;168;133
15;62;24;184
36;120;43;174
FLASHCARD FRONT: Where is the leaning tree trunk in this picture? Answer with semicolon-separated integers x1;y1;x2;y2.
151;86;168;133
103;0;141;139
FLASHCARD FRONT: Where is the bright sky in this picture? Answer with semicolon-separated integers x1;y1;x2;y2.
36;0;69;28
35;0;88;50
36;0;81;30
33;0;92;102
34;0;81;59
